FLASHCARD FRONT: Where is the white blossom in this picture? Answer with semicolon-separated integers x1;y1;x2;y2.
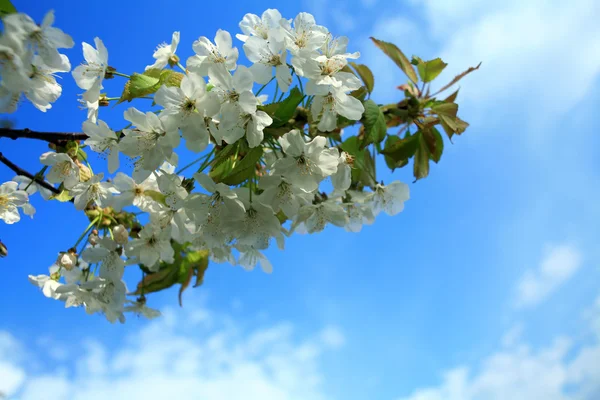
258;174;311;218
244;36;292;92
82;237;125;282
118;107;180;182
39;152;80;189
0;181;29;224
112;172;159;211
3;10;74;70
13;175;53;200
369;181;410;216
25;54;69;112
236;9;285;43
124;299;161;319
154;72;220;152
69;173;115;210
146;31;180;70
309;86;364;132
126;224;174;270
237;246;273;274
72;37;108;103
281;12;328;55
28;274;64;300
83;119;120;173
272;129;339;192
187;29;238;76
156;172;188;211
294;200;348;233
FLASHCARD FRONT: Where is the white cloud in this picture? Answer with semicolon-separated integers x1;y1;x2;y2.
515;243;583;308
0;304;345;400
500;323;524;348
396;296;600;400
319;325;346;349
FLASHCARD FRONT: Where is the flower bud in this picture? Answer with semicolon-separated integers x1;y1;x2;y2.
88;232;99;246
0;240;7;257
76;160;92;182
113;224;129;245
168;54;180;67
57;252;77;270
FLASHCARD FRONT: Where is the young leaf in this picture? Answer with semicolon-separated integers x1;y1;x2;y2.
362;99;387;145
370;37;418;84
423;127;444;163
432;102;458;118
349;62;375;94
413;135;430;181
416;58;448;83
381;132;420;162
118;69;183;103
0;0;16;15
260;88;304;128
49;190;73;202
221;147;263;185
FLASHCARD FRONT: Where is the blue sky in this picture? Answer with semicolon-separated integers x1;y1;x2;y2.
1;0;599;399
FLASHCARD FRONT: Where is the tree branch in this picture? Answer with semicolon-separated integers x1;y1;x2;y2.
0;152;61;194
0;128;88;143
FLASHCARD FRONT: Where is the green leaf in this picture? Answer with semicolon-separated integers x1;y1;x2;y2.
260;87;304;128
359;148;377;189
362;99;387;145
210;143;237;169
118;69;183;104
381;132;420;161
370;37;418;84
444;89;460;103
221;147;263;185
423;127;444;163
131;244;209;305
349;62;375;94
432;102;458;118
190;250;209;288
416;58;448;83
349;86;368;102
0;0;16;16
341;136;365;184
49;190;73;202
413;134;430;181
383;136;410;171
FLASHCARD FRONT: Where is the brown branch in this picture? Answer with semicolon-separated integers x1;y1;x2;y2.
0;128;88;143
0;152;61;194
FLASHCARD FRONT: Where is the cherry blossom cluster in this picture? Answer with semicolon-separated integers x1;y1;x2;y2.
0;10;73;113
0;9;411;323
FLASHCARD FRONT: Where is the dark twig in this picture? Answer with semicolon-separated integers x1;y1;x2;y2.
0;152;61;194
0;128;88;143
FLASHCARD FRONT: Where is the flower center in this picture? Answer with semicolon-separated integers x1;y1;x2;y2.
0;194;8;207
60;161;72;177
181;98;196;114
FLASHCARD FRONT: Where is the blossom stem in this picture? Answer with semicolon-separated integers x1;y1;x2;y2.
177;147;214;174
0;152;61;194
77;148;94;175
112;71;130;78
176;62;187;73
295;73;305;104
256;77;275;96
24;166;48;191
73;216;100;249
